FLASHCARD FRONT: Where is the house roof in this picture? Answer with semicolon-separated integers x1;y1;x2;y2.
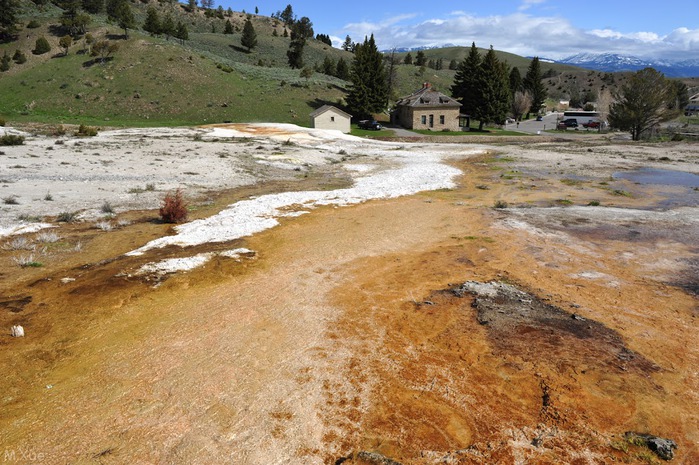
309;105;352;119
395;83;461;109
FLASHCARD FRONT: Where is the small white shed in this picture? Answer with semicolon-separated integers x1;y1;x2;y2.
310;105;352;133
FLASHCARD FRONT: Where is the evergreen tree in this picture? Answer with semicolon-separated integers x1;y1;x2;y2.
33;36;51;55
280;4;294;25
143;6;161;35
474;46;510;130
286;28;305;69
224;19;233;34
448;59;458;70
0;0;21;41
415;50;426;66
341;35;353;52
609;67;673;141
335;57;349;80
403;52;412;65
82;0;101;12
523;57;547;115
12;49;26;64
0;52;10;72
294;16;313;39
345;34;388;119
241;17;257;52
509;66;523;96
315;33;331;46
451;42;482;121
114;1;135;38
321;56;335;76
175;21;188;45
161;14;175;40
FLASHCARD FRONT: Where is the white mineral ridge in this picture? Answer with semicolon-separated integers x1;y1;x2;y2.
127;160;461;255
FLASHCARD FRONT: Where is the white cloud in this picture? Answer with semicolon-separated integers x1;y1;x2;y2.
519;0;547;11
339;11;699;61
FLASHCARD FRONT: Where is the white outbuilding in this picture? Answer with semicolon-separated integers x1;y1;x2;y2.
309;105;352;133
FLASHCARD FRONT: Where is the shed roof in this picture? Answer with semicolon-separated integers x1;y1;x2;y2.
309;105;352;119
395;83;461;109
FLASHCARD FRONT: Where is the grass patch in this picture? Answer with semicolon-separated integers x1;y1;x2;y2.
560;178;586;186
2;195;19;205
555;198;574;205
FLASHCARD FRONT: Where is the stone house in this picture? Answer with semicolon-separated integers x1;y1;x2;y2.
392;83;462;131
309;105;352;133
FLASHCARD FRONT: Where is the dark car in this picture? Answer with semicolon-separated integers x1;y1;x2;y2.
357;120;382;130
561;118;578;128
582;120;601;129
536;115;543;121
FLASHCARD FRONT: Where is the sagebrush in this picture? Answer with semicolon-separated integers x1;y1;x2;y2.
159;189;188;223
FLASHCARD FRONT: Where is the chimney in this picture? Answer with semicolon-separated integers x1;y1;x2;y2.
423;82;431;89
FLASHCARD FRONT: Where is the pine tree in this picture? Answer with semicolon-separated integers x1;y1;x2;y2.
143;6;161;35
241;17;257;52
286;31;305;69
224;19;233;34
175;21;188;45
82;0;103;14
322;56;335;76
0;52;10;72
0;0;21;41
33;36;52;55
523;57;547;116
110;0;135;39
404;53;412;65
451;42;482;122
415;50;426;66
335;57;349;80
341;35;353;52
161;14;175;40
345;34;388;119
280;4;294;24
12;49;26;64
474;46;511;130
509;66;523;96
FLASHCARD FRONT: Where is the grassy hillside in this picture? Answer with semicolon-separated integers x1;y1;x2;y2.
0;2;352;126
1;1;649;127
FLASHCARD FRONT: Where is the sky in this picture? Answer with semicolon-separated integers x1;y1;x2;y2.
232;0;699;61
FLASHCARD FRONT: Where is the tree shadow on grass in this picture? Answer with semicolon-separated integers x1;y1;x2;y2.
228;44;250;54
82;57;114;68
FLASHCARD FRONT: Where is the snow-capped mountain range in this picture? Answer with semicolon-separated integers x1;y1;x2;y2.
557;53;699;77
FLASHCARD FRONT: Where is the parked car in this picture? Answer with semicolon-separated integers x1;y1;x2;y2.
535;115;543;121
582;120;600;129
561;118;578;128
357;120;382;130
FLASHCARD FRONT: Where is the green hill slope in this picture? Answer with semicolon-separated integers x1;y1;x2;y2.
0;2;600;127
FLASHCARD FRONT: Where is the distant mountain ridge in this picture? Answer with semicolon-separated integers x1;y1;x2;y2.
557;53;699;78
384;45;699;77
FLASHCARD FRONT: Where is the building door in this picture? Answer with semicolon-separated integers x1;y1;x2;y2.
429;114;434;128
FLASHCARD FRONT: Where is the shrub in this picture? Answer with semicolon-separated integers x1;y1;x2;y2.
76;124;98;136
0;117;5;126
12;49;27;64
494;200;509;209
3;195;19;205
100;200;114;214
26;19;41;29
1;134;25;146
159;189;188;223
33;36;51;55
57;211;79;222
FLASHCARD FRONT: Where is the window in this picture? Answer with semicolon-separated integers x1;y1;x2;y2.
439;115;445;125
421;115;427;124
331;116;335;122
